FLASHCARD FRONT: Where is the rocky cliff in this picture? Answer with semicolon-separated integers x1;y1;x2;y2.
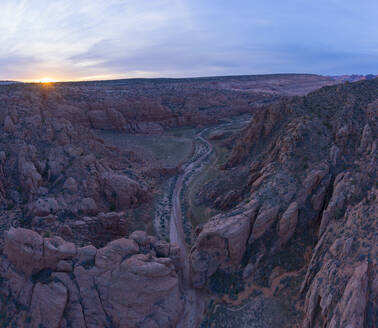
191;78;377;327
0;76;375;327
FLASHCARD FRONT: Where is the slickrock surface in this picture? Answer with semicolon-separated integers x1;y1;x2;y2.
0;228;184;328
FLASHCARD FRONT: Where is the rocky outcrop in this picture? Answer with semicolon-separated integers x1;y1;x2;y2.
102;172;149;210
0;228;185;328
249;203;280;242
278;201;298;247
30;281;68;328
0;74;375;327
190;201;259;288
18;146;43;198
190;78;377;326
0;86;155;243
4;227;76;275
28;197;60;217
3;115;16;133
70;211;135;247
88;110;114;130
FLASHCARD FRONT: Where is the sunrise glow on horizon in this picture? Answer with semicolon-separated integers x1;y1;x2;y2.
0;0;377;81
39;77;58;83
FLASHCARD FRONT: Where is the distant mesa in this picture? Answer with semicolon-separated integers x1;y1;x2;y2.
0;81;21;85
330;74;377;82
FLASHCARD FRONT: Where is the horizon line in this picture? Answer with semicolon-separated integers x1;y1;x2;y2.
3;72;377;84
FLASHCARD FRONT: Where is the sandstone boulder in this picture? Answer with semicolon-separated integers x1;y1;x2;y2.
4;227;44;275
4;228;76;275
28;197;60;217
2;228;185;328
63;177;78;193
30;281;68;328
95;253;184;327
95;237;139;269
249;203;280;242
102;172;148;210
78;197;98;215
191;210;255;288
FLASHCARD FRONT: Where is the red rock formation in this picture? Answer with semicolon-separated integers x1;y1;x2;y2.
0;76;375;327
190;78;377;326
0;228;185;327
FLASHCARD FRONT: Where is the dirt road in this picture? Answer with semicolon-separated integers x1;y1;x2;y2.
169;117;250;327
170;129;212;327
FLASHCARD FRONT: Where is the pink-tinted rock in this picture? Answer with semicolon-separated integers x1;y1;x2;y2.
56;260;73;272
4;228;76;275
28;197;59;217
318;172;348;237
30;281;68;328
278;201;298;247
43;236;76;268
359;123;373;153
18;152;42;195
152;239;171;257
4;227;44;275
78;197;98;215
191;209;255;288
102;172;148;210
298;166;329;205
3;115;16;133
106;108;127;131
52;272;87;328
74;265;109;328
88;110;113;130
63;177;78;193
95;253;184;327
77;245;97;265
95;237;139;269
130;230;150;246
329;262;369;328
250;203;280;241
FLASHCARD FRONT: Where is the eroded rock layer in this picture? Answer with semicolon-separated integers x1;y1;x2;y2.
192;78;377;327
0;228;184;328
0;75;376;327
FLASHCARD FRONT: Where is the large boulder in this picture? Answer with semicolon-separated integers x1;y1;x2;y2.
4;228;44;275
28;197;60;217
102;172;148;210
4;227;76;275
249;203;280;242
77;197;99;216
190;205;257;288
95;254;184;327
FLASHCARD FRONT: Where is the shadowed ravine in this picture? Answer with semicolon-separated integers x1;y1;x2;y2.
169;119;250;327
169;130;213;327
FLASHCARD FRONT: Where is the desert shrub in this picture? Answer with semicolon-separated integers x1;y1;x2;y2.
208;269;244;298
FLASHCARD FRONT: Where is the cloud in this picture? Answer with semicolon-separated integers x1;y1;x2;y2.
0;0;377;80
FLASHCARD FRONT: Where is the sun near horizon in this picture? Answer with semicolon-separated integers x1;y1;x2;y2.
39;77;58;83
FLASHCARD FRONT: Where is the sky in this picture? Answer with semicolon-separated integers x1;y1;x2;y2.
0;0;377;82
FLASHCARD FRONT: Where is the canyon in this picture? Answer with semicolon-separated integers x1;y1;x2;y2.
0;74;376;327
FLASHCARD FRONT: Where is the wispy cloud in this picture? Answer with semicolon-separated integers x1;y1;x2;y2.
0;0;377;81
